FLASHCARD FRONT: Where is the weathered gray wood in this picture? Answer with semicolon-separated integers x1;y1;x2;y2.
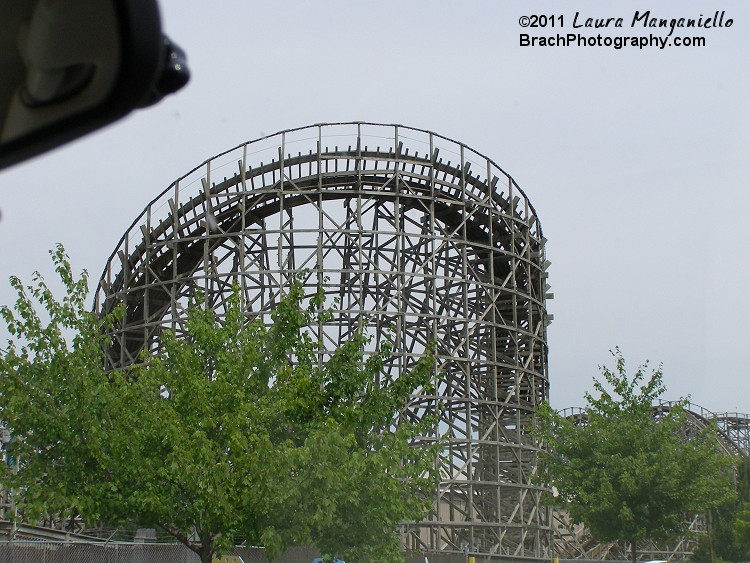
95;123;552;561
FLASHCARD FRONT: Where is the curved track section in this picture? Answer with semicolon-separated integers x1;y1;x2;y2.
561;402;750;457
95;123;553;561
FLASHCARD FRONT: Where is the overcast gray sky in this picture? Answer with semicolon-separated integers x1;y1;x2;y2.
1;0;748;412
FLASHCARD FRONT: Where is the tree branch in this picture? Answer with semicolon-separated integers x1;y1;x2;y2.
158;521;200;554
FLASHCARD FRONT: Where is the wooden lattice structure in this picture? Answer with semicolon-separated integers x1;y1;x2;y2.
94;122;553;561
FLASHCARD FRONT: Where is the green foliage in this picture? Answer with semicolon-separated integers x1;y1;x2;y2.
0;247;439;563
535;349;735;561
730;460;750;558
733;503;750;552
0;244;121;523
695;458;750;562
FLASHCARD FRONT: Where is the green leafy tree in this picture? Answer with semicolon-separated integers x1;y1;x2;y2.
0;246;439;563
535;349;735;563
733;502;750;554
690;458;750;563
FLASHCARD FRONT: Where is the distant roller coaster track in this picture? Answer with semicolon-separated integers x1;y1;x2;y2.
559;401;750;457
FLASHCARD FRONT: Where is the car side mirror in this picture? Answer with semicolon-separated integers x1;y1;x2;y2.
0;0;189;170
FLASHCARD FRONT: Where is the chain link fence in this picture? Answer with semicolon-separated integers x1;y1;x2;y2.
0;543;319;563
0;544;636;563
